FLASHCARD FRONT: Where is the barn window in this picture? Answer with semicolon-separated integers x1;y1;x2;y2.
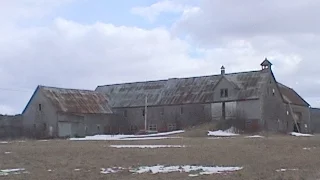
272;88;275;96
180;107;184;115
160;107;164;116
38;104;42;111
148;124;157;131
168;123;177;131
97;125;100;132
142;109;145;116
220;89;228;98
124;110;127;117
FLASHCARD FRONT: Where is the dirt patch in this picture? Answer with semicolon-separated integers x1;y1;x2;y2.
1;135;320;179
181;122;217;137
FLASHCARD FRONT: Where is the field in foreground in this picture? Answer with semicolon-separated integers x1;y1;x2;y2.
1;135;320;180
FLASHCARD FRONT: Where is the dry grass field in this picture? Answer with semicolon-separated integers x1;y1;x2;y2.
1;135;320;180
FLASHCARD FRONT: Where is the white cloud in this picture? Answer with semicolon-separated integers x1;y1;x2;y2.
1;0;320;114
131;0;198;22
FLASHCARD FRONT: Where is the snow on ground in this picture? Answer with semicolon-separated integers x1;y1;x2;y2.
110;145;186;149
303;147;316;150
4;152;12;154
0;141;9;144
276;168;298;172
118;137;181;141
129;165;243;175
101;167;126;174
0;168;28;176
290;132;313;137
208;127;239;137
70;130;184;141
245;135;264;138
100;165;242;176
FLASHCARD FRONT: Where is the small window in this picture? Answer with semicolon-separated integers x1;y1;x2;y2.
160;108;164;116
148;124;157;131
180;107;184;115
38;104;42;111
220;89;228;98
97;125;100;132
168;123;177;131
142;109;145;116
272;88;275;96
124;110;127;117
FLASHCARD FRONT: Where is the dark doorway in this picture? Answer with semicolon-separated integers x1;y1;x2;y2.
293;123;301;132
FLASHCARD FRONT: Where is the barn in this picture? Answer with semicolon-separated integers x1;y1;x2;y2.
22;86;125;138
96;59;311;134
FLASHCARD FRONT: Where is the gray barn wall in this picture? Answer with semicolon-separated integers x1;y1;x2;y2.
213;77;239;102
288;104;311;133
22;89;58;138
237;100;261;119
261;71;288;132
311;108;320;133
114;103;211;133
0;115;23;139
57;113;85;137
57;113;124;137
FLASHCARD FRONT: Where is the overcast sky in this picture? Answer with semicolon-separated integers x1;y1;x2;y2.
1;0;320;114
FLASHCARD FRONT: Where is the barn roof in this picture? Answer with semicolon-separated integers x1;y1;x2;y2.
40;86;113;114
277;83;309;107
23;86;113;114
96;70;270;108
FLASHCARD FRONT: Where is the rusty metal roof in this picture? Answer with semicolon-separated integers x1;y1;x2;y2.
96;70;269;108
277;83;309;107
40;86;113;114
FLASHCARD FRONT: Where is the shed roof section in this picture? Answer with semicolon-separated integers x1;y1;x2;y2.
277;83;309;107
96;70;270;108
40;86;113;114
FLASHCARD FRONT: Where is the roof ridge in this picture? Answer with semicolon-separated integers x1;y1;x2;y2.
97;69;263;87
39;85;96;92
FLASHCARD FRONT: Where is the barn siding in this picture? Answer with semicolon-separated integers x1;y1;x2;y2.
114;103;210;133
22;89;58;138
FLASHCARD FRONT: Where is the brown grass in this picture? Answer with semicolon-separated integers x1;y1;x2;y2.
1;135;320;180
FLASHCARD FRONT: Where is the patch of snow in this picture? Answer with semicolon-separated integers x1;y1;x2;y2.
208;128;239;137
208;127;239;137
4;152;12;154
189;174;199;177
245;135;264;138
110;145;186;149
38;140;49;142
70;130;184;141
17;141;26;143
119;137;181;141
74;169;80;171
0;141;9;144
276;168;298;172
0;168;27;176
129;165;243;175
100;167;125;174
303;147;316;150
47;169;52;172
290;132;313;137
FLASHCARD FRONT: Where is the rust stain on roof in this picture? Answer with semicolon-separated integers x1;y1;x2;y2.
40;86;113;114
